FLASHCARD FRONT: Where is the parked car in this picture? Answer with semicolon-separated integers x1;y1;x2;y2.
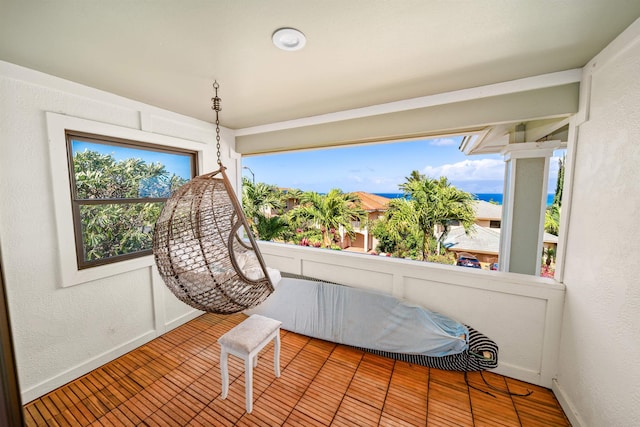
456;252;481;268
490;262;499;271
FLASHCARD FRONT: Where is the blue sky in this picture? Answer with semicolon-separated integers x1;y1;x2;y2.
242;137;564;195
72;140;193;179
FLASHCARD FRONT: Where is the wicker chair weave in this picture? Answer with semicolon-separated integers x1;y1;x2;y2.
153;167;273;314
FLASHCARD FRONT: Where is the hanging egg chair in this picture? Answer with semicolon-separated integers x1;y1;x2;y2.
152;82;274;314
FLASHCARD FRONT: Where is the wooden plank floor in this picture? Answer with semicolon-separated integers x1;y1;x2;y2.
23;313;571;426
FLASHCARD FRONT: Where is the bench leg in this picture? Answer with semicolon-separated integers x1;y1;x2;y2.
220;348;229;399
245;356;254;413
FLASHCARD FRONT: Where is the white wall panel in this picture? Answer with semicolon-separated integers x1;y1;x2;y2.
0;61;223;403
554;18;640;427
259;241;565;387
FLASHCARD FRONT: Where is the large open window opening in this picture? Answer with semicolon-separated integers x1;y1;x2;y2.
240;136;566;278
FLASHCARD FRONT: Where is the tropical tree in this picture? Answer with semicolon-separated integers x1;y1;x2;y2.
401;174;475;260
404;170;426;183
289;189;366;247
279;187;303;214
552;155;565;207
72;149;187;262
543;247;556;266
74;150;184;199
545;155;564;235
545;203;561;236
371;198;422;258
373;172;476;261
431;178;477;254
253;214;289;241
241;178;282;230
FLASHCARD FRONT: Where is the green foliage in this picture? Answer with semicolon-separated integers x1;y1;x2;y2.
80;202;162;260
238;170;474;265
292;228;322;246
545;203;561;236
241;178;282;235
73;149;186;262
426;252;456;265
545;155;564;235
253;214;289;241
371;199;422;259
552;155;565;207
288;189;366;247
74;150;185;199
373;172;476;261
543;247;556;266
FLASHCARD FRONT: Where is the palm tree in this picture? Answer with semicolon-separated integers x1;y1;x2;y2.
545;203;561;235
552;155;565;207
377;172;476;261
253;214;289;241
372;197;422;258
279;187;303;213
289;189;366;247
404;170;426;184
545;155;564;235
543;247;556;267
430;178;476;254
241;177;282;229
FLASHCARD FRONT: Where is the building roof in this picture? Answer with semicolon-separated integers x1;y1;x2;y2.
444;225;559;255
444;226;501;254
473;200;503;220
352;192;391;212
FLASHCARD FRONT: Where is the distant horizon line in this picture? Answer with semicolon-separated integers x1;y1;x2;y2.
370;192;553;197
372;192;555;206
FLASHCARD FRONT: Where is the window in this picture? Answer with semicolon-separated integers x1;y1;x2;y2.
66;131;197;269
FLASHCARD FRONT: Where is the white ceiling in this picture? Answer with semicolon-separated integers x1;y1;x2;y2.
1;1;639;130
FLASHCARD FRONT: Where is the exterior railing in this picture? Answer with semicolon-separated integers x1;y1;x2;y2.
257;240;565;388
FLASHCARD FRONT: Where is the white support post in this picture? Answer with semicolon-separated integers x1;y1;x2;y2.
500;141;562;275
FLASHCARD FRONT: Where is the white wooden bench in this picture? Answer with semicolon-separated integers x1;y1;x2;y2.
218;314;282;413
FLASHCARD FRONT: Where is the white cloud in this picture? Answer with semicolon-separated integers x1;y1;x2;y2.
423;158;504;181
347;174;363;183
429;138;457;147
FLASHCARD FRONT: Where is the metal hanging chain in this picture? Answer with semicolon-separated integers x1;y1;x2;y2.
211;81;222;165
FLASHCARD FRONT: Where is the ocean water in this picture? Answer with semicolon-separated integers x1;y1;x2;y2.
375;193;555;206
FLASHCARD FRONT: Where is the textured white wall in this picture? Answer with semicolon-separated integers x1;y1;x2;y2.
554;18;640;427
0;61;228;402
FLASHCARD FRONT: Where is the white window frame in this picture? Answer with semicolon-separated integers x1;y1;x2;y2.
47;113;207;287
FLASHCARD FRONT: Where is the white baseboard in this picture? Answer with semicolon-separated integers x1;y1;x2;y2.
492;362;547;388
164;309;203;332
21;330;156;404
552;378;583;427
21;309;204;404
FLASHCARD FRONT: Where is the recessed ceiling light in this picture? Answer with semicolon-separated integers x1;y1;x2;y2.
272;27;306;51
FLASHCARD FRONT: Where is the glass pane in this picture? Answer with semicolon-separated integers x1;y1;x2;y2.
79;202;163;262
71;139;192;199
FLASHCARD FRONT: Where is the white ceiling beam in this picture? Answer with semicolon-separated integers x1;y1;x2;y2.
236;69;582;137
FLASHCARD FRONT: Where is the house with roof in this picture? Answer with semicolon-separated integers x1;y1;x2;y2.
473;199;503;229
343;191;391;252
444;225;559;266
1;3;640;426
444;200;559;266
